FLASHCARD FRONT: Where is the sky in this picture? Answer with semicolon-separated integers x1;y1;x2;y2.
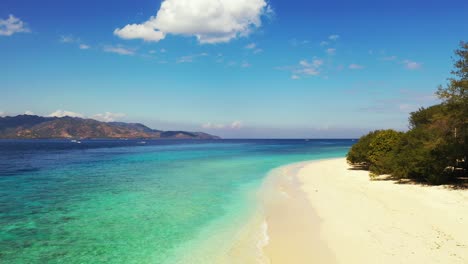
1;0;467;138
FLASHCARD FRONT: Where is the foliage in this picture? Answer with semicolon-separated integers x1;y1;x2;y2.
346;129;402;174
436;41;468;165
346;130;377;167
347;41;467;185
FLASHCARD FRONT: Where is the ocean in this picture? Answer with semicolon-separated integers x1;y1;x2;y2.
0;139;353;263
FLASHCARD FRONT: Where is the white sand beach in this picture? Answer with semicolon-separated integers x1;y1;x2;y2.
262;158;468;263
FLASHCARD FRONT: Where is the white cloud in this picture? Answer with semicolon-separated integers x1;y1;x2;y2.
160;48;167;53
202;122;225;129
326;48;336;55
24;111;35;115
0;15;30;36
329;34;339;40
230;120;243;129
114;23;166;42
47;110;125;122
79;44;90;50
48;110;84;118
403;60;422;70
60;35;90;50
92;112;126;122
245;43;256;49
280;59;324;78
60;35;77;43
301;68;320;76
349;64;364;70
300;59;323;68
298;59;323;76
253;48;263;54
103;46;135;55
177;53;208;63
320;41;329;46
114;0;271;44
149;50;156;54
202;120;243;129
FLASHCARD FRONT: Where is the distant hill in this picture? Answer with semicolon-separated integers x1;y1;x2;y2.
0;115;220;139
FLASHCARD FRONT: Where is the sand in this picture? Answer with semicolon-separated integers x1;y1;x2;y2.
263;158;468;264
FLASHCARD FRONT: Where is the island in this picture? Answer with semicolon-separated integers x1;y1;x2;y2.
0;115;220;139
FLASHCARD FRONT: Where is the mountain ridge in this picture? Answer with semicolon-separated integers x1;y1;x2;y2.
0;115;220;139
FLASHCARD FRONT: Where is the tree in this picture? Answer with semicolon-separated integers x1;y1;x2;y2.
348;41;467;185
436;41;467;168
367;130;403;174
347;129;402;174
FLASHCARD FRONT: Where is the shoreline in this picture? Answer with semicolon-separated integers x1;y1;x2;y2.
260;161;335;263
261;157;468;263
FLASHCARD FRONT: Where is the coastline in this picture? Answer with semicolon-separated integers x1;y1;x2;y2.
261;157;468;263
260;161;335;263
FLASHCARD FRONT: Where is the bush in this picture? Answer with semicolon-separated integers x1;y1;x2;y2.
347;129;402;174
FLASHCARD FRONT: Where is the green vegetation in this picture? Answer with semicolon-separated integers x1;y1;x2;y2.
347;41;467;185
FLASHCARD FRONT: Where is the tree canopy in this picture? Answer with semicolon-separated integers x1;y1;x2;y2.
347;41;467;185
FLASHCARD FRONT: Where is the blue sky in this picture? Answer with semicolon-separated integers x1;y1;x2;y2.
1;0;467;138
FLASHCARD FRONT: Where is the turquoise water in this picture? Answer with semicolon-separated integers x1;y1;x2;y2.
0;139;352;263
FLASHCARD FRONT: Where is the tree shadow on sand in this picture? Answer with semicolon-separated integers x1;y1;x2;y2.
347;164;468;190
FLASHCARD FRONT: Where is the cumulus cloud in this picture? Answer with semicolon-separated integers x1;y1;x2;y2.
24;110;35;115
349;64;364;70
403;60;422;70
92;112;126;122
0;15;30;36
48;110;84;118
103;46;135;55
114;23;166;42
291;75;300;80
114;0;271;44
